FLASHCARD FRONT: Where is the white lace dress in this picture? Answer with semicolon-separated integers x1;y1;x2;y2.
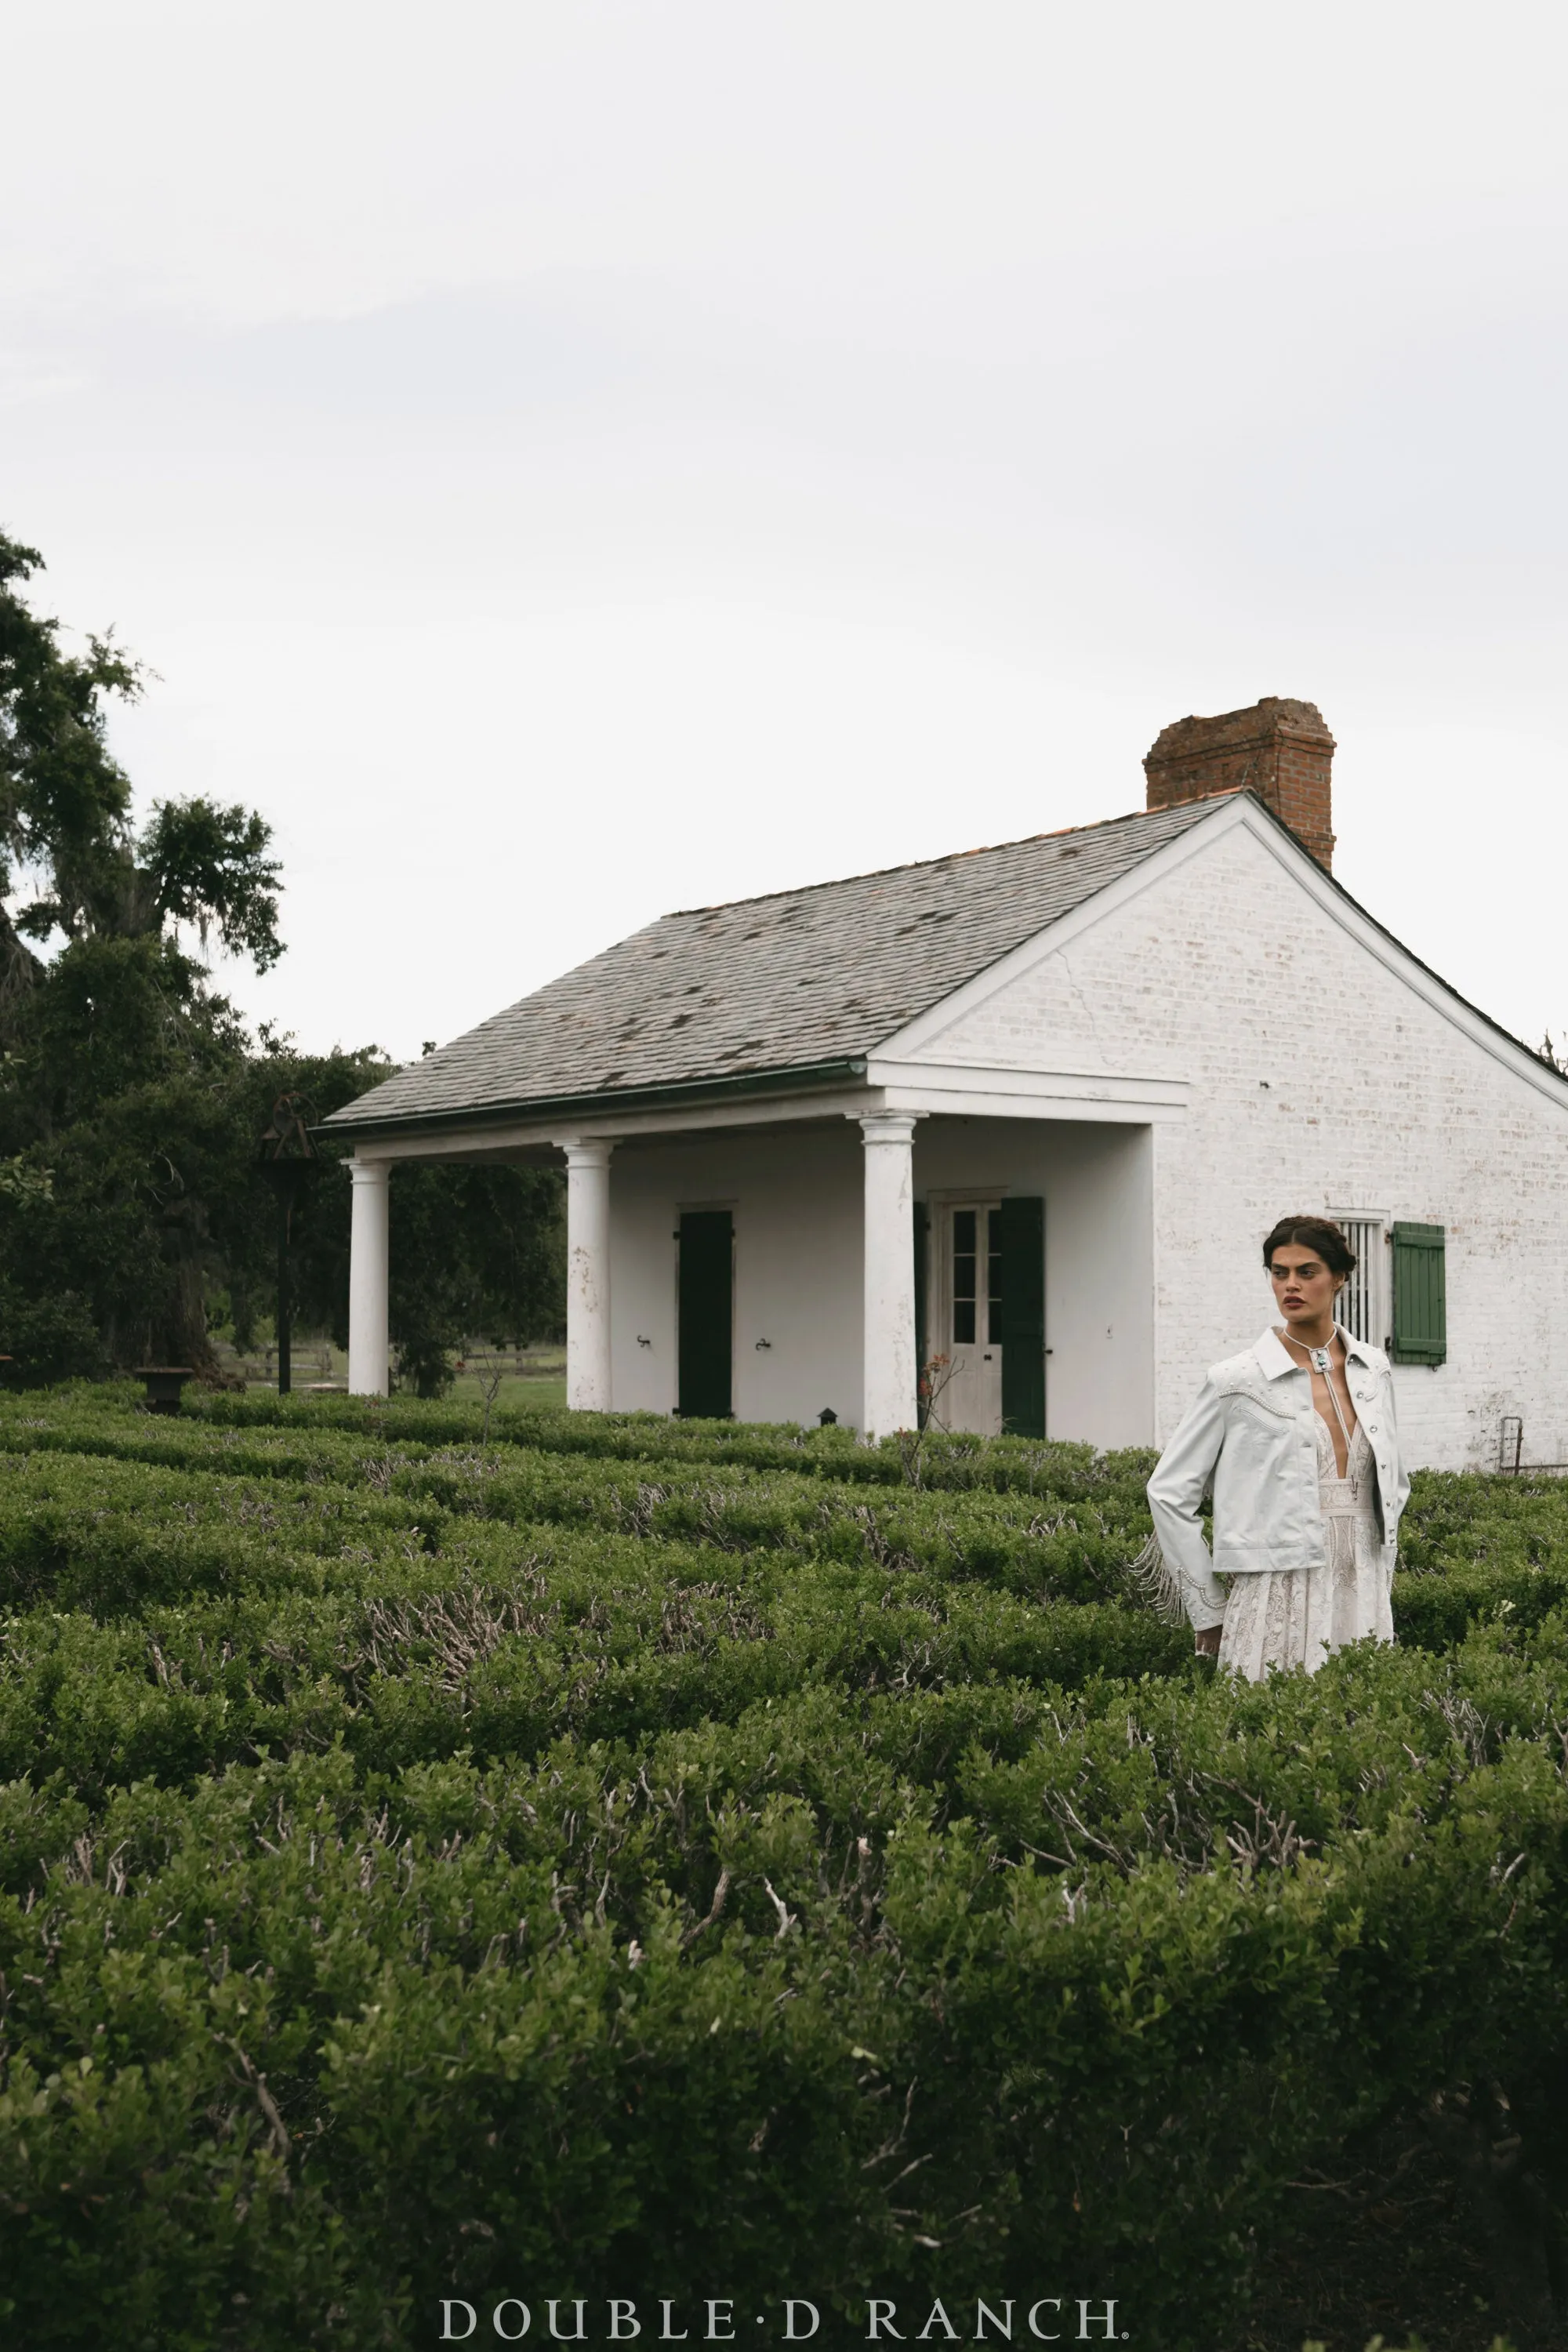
1217;1414;1395;1681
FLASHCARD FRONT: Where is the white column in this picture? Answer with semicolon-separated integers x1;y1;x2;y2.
347;1159;390;1396
561;1139;615;1412
858;1112;920;1439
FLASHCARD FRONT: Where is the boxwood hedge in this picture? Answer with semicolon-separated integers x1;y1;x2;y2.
1;1384;1563;2350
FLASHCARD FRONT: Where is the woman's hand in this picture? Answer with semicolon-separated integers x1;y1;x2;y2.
1193;1625;1221;1657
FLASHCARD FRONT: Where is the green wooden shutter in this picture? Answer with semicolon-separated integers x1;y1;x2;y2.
677;1211;734;1417
913;1201;930;1426
998;1196;1046;1439
1392;1221;1446;1365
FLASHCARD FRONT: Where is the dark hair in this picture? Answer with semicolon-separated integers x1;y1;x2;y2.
1261;1214;1357;1278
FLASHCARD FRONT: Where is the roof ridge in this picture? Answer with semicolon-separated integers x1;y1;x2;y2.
662;795;1221;920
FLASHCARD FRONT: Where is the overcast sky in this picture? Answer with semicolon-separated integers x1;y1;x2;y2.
6;2;1568;1064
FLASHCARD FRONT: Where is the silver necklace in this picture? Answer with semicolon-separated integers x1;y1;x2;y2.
1277;1326;1359;1490
1280;1329;1335;1374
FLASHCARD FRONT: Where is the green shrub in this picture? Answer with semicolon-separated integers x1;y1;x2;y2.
3;1385;1568;2348
0;1289;105;1384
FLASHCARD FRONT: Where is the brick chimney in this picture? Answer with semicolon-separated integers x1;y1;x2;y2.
1143;696;1336;869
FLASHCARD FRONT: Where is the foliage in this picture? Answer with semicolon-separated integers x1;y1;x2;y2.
0;529;141;995
0;530;281;973
0;530;563;1375
378;1160;566;1396
128;795;282;971
2;1385;1568;2348
0;529;292;1366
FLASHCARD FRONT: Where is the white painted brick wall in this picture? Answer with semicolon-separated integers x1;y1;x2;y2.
926;820;1568;1469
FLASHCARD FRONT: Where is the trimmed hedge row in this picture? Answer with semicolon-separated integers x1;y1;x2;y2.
0;1563;1190;1803
20;1379;1145;1494
6;1635;1568;2347
7;1428;1566;1659
3;1386;1568;2350
0;1444;1158;1606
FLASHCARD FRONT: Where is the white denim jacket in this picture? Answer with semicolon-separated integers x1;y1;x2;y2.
1145;1327;1410;1632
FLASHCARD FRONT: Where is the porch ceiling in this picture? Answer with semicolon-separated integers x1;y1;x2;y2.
332;1061;1189;1164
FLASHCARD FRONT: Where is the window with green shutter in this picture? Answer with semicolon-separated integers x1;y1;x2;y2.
677;1210;734;1416
1392;1221;1446;1365
998;1195;1046;1437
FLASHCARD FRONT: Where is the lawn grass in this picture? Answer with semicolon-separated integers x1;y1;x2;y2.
445;1371;566;1411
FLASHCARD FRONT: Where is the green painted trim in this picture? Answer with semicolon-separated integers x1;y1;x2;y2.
1391;1220;1446;1366
999;1195;1047;1438
312;1058;869;1144
677;1209;735;1419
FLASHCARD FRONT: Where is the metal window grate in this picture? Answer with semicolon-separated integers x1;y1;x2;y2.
1334;1218;1386;1347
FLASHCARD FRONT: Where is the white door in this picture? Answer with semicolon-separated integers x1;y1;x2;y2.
931;1202;1003;1436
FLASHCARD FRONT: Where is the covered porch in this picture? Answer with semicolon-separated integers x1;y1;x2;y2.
343;1065;1181;1445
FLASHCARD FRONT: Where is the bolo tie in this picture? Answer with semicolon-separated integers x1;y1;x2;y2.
1282;1330;1359;1497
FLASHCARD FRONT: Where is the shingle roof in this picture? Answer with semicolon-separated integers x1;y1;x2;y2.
324;797;1218;1134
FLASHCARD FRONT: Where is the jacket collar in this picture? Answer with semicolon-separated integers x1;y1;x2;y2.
1254;1323;1377;1380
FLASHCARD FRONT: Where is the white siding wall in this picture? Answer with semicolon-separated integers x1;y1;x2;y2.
608;1116;1153;1445
916;1119;1153;1449
918;820;1568;1469
608;1124;865;1425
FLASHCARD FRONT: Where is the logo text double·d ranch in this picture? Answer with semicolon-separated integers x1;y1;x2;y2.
439;2299;1125;2343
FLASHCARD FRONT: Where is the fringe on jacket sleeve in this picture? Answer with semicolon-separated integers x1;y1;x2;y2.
1125;1530;1192;1626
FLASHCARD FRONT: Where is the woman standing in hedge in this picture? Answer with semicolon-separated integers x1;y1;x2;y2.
1145;1214;1408;1679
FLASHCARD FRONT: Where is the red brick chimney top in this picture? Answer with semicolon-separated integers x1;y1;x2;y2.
1143;695;1336;869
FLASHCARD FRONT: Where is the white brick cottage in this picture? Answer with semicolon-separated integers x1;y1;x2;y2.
323;700;1568;1469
